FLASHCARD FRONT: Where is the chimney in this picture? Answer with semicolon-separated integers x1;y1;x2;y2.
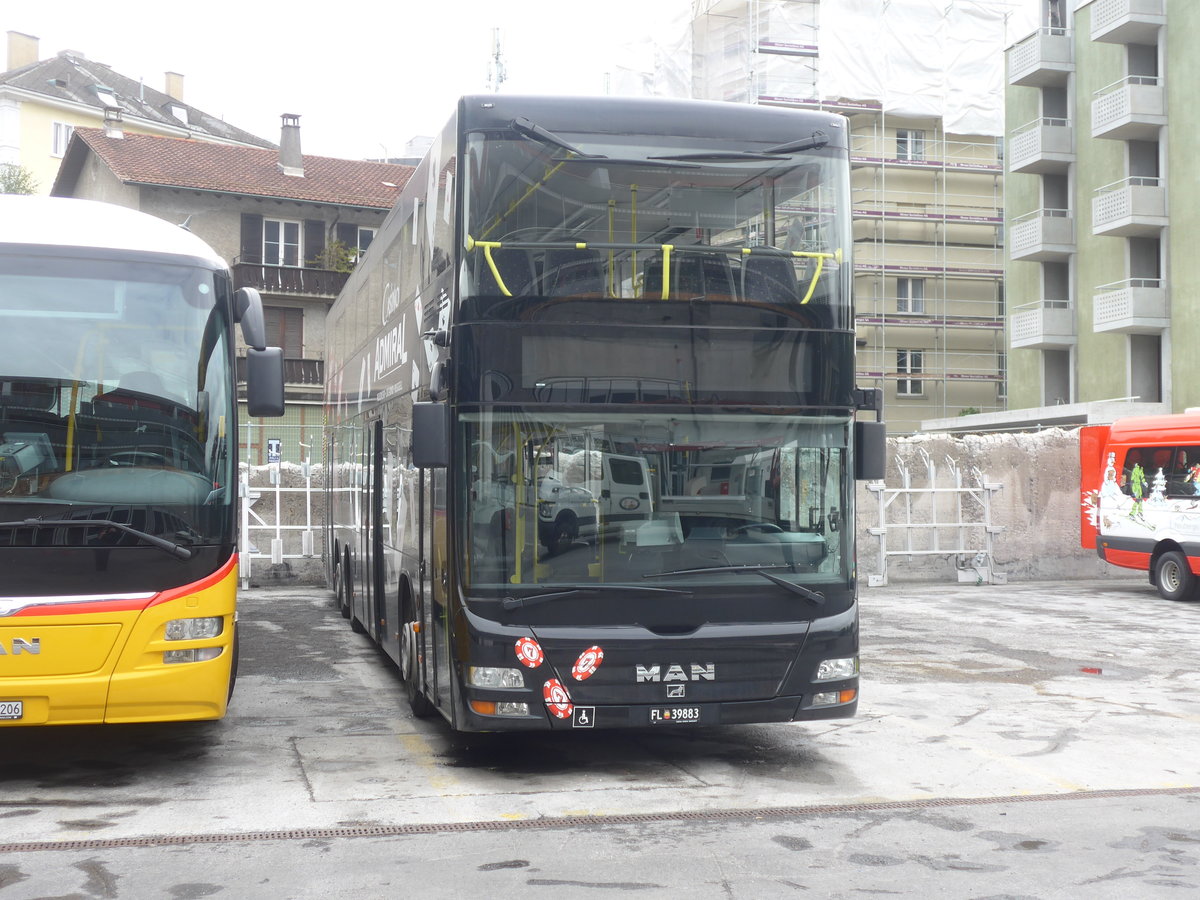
103;107;124;140
6;31;38;71
278;113;303;177
164;71;184;101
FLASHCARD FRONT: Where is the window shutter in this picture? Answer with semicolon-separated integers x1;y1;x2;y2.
240;213;263;264
304;220;326;268
283;307;303;358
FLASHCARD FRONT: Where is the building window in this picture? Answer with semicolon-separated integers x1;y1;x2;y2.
356;227;376;261
264;219;302;267
51;122;74;157
264;306;303;358
897;277;925;314
897;350;924;396
896;129;925;161
997;352;1007;400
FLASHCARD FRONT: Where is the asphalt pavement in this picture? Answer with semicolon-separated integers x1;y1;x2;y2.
2;574;1199;898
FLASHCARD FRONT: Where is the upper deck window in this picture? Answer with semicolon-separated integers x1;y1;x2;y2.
461;124;851;328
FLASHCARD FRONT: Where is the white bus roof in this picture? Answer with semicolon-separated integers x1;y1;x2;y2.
0;195;224;267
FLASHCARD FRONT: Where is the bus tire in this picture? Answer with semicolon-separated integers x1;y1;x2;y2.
546;512;578;556
337;553;352;620
1154;550;1198;602
400;586;435;718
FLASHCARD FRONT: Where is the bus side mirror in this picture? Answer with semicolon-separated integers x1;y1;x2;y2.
246;347;285;417
855;420;886;481
234;287;267;350
413;402;449;468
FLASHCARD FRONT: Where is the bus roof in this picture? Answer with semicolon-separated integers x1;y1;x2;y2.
458;94;849;151
1108;413;1200;443
0;195;225;268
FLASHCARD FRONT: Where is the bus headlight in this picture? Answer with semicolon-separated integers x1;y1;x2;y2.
469;666;525;688
815;657;858;681
165;617;223;641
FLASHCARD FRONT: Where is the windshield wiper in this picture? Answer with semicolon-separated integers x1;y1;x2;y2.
512;116;604;158
764;132;829;154
501;583;692;611
0;517;193;560
649;151;786;162
643;565;825;606
552;156;700;169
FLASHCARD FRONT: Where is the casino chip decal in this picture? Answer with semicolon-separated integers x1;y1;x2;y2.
514;637;544;669
571;645;604;681
543;678;574;719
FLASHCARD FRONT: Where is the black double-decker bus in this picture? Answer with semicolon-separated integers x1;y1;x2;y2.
325;95;884;731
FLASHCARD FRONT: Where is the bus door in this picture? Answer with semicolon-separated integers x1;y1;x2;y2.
370;419;393;652
416;466;444;712
354;421;377;637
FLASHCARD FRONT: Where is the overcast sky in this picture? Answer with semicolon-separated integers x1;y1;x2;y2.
9;0;1038;161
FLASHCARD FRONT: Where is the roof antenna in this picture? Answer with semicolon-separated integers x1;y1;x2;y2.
178;215;193;232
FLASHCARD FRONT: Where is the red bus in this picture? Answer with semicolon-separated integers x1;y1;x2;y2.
1081;413;1200;601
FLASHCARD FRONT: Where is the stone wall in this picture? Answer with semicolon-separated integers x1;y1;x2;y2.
855;427;1139;586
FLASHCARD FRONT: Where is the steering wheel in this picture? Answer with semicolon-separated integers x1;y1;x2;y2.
733;523;785;535
106;451;170;468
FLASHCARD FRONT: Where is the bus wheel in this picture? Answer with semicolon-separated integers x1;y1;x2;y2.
1155;550;1198;601
400;590;435;718
335;557;352;620
546;513;578;556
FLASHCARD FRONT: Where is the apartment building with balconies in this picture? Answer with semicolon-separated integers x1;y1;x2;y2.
1003;0;1194;425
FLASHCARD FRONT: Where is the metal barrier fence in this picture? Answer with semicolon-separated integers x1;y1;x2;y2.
239;422;326;587
864;446;1006;587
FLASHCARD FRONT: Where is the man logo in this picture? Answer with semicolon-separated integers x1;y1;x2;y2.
0;638;41;656
635;663;715;683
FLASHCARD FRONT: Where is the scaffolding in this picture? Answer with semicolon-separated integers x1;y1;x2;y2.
690;0;1013;433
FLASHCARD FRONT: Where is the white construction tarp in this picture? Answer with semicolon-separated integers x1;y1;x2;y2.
820;0;1039;136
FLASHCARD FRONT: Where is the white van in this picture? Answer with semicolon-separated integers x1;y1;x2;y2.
537;451;653;553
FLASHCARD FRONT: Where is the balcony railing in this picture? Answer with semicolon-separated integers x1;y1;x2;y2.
236;356;325;386
1091;0;1166;45
1092;176;1167;237
1092;76;1166;140
1009;117;1074;174
1008;27;1073;87
233;262;350;298
1093;278;1168;334
1010;300;1076;350
1009;208;1075;261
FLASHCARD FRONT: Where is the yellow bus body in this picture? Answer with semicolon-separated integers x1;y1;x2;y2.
1;558;238;726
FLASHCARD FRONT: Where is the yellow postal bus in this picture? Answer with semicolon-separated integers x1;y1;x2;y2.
0;196;282;726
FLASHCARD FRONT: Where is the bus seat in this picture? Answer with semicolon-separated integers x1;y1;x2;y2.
741;255;801;305
476;248;537;297
644;253;737;301
543;249;605;297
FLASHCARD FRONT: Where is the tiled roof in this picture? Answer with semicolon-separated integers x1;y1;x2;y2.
0;51;273;148
63;129;414;209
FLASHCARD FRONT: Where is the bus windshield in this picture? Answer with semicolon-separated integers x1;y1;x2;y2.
463;128;851;328
459;409;852;614
0;251;236;548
